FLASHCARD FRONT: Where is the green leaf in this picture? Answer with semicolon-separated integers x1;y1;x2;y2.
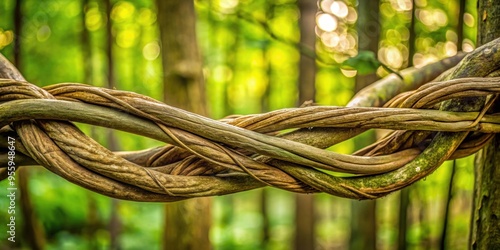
342;50;381;75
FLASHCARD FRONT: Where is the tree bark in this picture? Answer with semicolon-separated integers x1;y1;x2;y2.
164;199;211;249
294;1;317;249
350;1;379;249
156;1;211;249
13;1;46;249
260;3;274;247
470;1;500;249
104;1;122;249
398;2;414;249
157;0;207;115
297;0;317;105
81;2;101;248
440;2;466;248
355;0;380;91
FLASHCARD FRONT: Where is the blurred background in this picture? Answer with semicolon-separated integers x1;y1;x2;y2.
0;0;479;249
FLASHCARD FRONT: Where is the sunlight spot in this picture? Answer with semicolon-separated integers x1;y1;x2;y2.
117;28;138;48
462;39;475;52
346;33;356;49
380;46;403;69
398;26;410;40
415;0;427;7
111;1;136;23
138;8;156;26
317;13;338;32
340;68;357;78
380;2;395;17
386;29;402;43
446;30;458;43
320;0;335;13
392;0;413;11
417;37;435;49
331;1;348;18
220;0;239;10
433;9;448;26
445;41;457;57
85;8;103;31
212;65;233;82
321;32;340;48
37;25;51;42
0;29;13;49
346;7;357;23
65;1;81;18
337;34;350;51
464;13;475;27
416;166;421;172
143;41;160;61
417;9;432;26
417;9;448;31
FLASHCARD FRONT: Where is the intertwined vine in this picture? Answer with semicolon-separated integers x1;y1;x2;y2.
1;38;500;202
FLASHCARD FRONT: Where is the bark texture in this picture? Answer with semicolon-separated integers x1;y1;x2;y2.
295;1;317;249
157;0;207;115
156;1;211;249
470;1;500;249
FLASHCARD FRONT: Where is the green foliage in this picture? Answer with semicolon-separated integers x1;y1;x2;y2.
342;50;381;75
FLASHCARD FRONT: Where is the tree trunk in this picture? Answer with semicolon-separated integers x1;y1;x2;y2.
470;1;500;249
440;2;466;248
157;0;207;115
156;1;211;249
350;1;379;249
103;1;122;249
294;1;317;249
81;2;104;248
13;1;46;248
164;199;211;249
260;3;274;247
18;168;45;250
355;0;380;92
295;195;315;250
398;2;415;249
297;0;317;105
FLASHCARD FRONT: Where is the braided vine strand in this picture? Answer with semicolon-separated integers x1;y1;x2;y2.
1;38;500;201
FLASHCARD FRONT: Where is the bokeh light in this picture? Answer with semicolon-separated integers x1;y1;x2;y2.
111;1;136;23
379;46;404;69
444;41;457;56
317;13;338;32
340;68;357;77
416;8;448;31
345;7;357;24
320;0;335;13
331;1;348;18
464;13;474;27
462;39;475;52
317;0;357;59
137;8;157;26
0;29;14;49
36;25;51;42
391;0;413;11
218;0;239;14
116;26;139;48
85;7;103;31
142;41;160;61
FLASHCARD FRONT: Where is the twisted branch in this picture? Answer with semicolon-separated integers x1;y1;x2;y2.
1;38;500;201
